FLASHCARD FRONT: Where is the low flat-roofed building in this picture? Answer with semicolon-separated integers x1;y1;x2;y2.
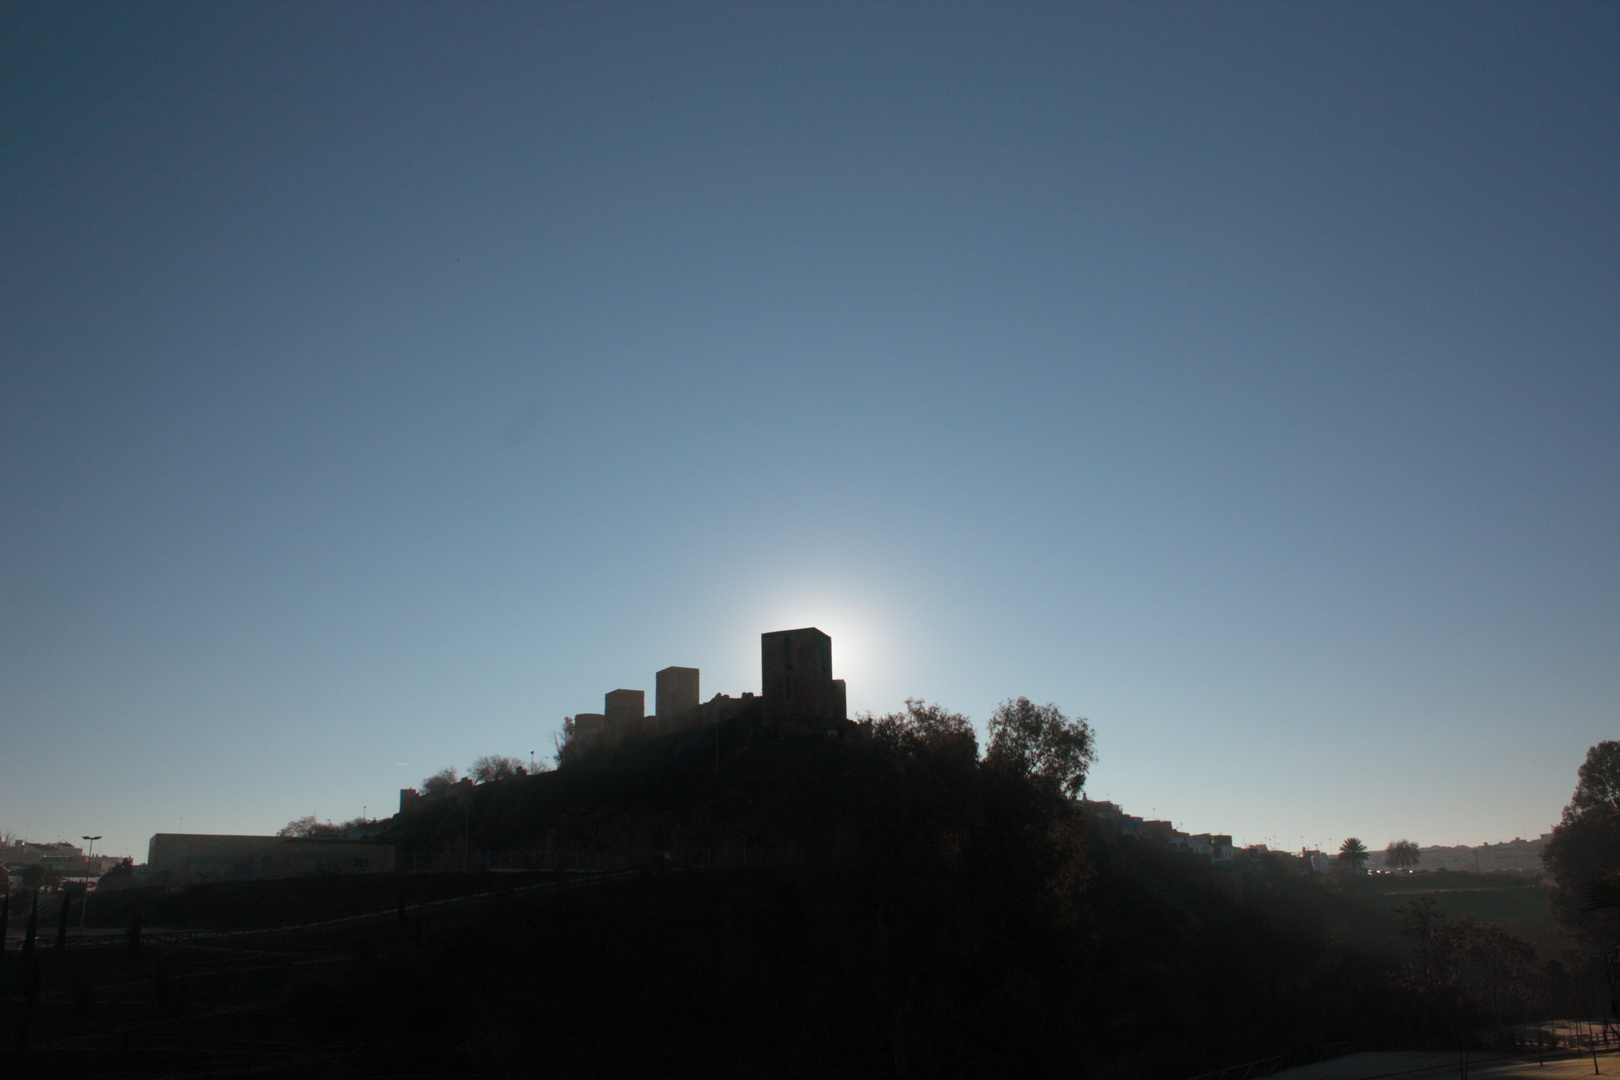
147;833;394;883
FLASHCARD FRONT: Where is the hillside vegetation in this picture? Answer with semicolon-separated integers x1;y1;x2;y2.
17;716;1609;1078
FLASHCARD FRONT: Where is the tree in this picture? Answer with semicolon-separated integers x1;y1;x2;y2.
422;767;460;796
18;864;62;893
97;859;135;890
1456;918;1540;1029
553;719;582;769
1395;897;1459;996
1562;740;1620;825
471;755;526;783
1337;837;1369;871
1393;898;1541;1029
867;699;978;765
277;815;340;838
984;697;1096;798
1586;867;1620;911
1543;742;1620;945
1386;839;1421;871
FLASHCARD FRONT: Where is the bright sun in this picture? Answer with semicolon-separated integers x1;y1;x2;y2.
746;588;888;709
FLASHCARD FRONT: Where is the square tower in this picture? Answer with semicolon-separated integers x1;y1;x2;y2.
604;689;645;747
656;667;700;729
760;627;842;723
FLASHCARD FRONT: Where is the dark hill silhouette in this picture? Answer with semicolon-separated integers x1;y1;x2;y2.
30;717;1598;1078
390;714;866;860
361;710;1583;1077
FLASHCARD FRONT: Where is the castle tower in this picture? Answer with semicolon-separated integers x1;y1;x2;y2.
604;689;644;747
760;627;843;723
574;713;606;752
656;666;700;733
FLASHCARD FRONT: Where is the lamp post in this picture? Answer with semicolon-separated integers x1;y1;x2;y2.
79;835;101;932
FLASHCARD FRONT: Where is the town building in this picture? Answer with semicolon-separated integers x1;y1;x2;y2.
1085;802;1235;863
0;839;122;879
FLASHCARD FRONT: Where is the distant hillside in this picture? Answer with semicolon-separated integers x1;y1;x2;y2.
1370;836;1549;874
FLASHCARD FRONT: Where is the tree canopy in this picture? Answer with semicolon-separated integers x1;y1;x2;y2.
276;815;341;839
471;755;527;783
1543;741;1620;946
1385;839;1421;870
1561;740;1620;825
984;697;1096;798
17;864;62;892
1336;837;1368;870
422;767;460;796
866;698;977;766
96;858;135;890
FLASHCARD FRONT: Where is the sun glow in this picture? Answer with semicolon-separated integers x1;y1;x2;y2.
739;586;892;713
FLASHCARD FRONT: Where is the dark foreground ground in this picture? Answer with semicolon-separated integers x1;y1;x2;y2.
7;869;772;1078
0;865;1602;1080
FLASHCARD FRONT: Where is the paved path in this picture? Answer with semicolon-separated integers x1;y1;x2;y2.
1271;1049;1620;1079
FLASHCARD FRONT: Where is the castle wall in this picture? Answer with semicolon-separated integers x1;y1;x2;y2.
674;691;763;731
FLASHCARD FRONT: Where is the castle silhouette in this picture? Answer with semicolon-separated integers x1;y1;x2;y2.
570;627;847;753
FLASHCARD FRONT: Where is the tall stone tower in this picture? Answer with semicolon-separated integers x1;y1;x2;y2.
604;689;645;746
656;666;700;731
573;713;606;752
760;627;845;723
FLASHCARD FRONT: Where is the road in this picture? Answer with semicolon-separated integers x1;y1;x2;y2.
1272;1049;1620;1079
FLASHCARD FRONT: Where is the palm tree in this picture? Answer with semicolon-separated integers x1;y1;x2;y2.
1337;837;1369;871
1385;839;1421;871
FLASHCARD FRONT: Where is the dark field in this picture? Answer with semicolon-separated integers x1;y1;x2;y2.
77;870;560;932
7;868;801;1078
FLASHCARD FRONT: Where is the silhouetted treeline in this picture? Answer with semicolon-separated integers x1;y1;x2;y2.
359;709;1589;1077
20;718;1591;1077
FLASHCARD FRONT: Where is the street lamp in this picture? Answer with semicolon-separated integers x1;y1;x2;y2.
79;836;101;933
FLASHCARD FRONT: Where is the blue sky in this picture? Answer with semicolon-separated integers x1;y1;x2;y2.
3;3;1615;860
